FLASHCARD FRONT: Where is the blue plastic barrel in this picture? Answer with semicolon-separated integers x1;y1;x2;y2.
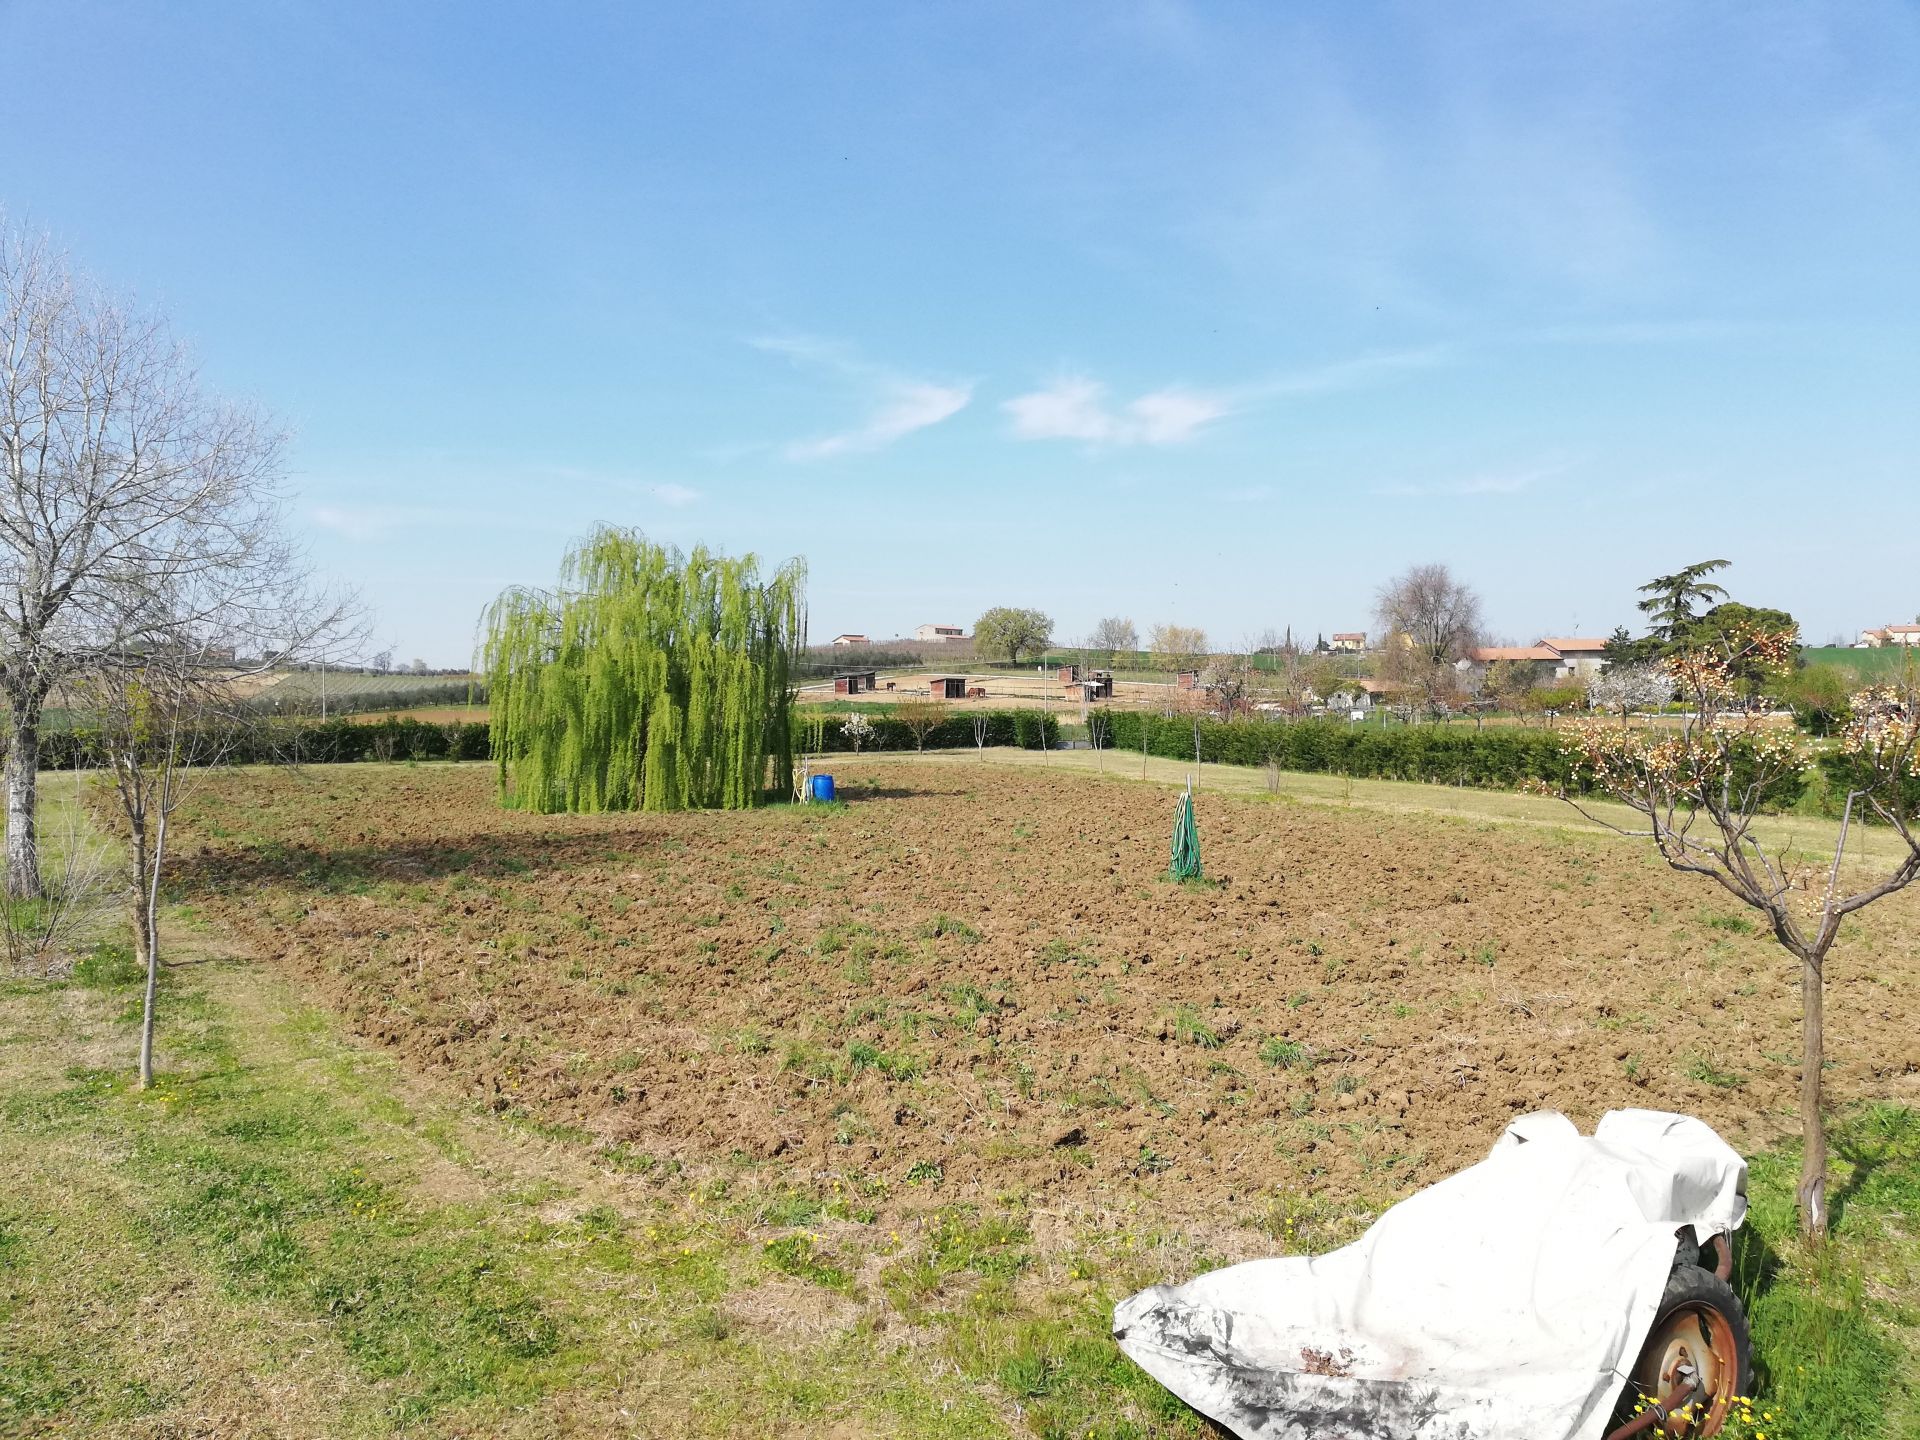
810;773;836;802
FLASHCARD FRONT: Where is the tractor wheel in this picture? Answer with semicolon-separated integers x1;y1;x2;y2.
1611;1264;1752;1437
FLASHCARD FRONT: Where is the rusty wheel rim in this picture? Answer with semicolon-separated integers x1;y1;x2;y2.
1632;1303;1738;1436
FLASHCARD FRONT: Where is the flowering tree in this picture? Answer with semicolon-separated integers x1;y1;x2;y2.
1563;630;1920;1237
1587;662;1673;721
839;711;874;753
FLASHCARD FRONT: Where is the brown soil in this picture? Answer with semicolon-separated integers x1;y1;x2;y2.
174;762;1920;1222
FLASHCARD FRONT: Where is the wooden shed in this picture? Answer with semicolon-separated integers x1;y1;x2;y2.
1057;663;1080;683
1176;669;1202;690
833;670;878;695
928;676;968;700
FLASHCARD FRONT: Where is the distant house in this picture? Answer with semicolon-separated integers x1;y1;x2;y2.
1538;637;1611;680
830;633;869;647
915;624;967;643
1858;623;1920;649
1457;645;1560;684
1329;632;1367;653
1458;639;1609;684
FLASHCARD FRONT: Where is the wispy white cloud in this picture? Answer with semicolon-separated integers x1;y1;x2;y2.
753;333;973;461
1004;377;1230;447
1376;459;1573;499
649;482;702;507
1005;346;1447;448
785;380;973;460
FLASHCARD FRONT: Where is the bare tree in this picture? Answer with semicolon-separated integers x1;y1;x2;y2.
1089;616;1138;657
1379;645;1466;720
971;712;990;759
1088;708;1111;770
1564;632;1920;1238
1373;563;1484;667
895;698;948;753
1198;654;1254;718
1;219;348;898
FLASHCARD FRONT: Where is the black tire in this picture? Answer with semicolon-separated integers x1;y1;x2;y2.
1610;1264;1753;1432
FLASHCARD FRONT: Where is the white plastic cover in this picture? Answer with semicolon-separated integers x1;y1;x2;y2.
1113;1109;1746;1440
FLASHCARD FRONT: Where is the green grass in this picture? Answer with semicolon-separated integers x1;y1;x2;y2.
1258;1037;1312;1069
1735;1105;1920;1437
916;913;982;943
1168;1006;1221;1049
1800;645;1918;678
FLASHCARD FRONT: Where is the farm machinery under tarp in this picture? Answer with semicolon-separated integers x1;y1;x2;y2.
1114;1110;1751;1440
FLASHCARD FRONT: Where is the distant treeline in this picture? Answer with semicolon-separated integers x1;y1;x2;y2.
796;646;942;676
250;677;487;717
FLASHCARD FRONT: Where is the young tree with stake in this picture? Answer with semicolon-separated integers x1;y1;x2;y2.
70;649;240;1089
1563;630;1920;1238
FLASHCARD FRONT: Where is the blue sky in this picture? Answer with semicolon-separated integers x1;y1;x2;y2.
4;1;1917;662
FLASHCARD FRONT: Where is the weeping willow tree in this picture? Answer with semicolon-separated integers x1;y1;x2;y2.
482;529;806;813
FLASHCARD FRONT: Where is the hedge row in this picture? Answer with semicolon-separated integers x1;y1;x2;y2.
798;709;1060;753
39;716;492;769
1101;712;1808;809
36;710;1063;769
1104;712;1587;788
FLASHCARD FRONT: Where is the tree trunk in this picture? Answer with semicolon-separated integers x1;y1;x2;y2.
1797;953;1828;1238
4;691;45;900
137;806;170;1092
124;819;156;1088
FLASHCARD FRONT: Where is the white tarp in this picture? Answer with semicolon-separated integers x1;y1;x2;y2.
1113;1109;1746;1440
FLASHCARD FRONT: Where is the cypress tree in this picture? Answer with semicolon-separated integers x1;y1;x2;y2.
482;528;805;813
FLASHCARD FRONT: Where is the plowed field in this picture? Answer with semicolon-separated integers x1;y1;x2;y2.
176;761;1920;1223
